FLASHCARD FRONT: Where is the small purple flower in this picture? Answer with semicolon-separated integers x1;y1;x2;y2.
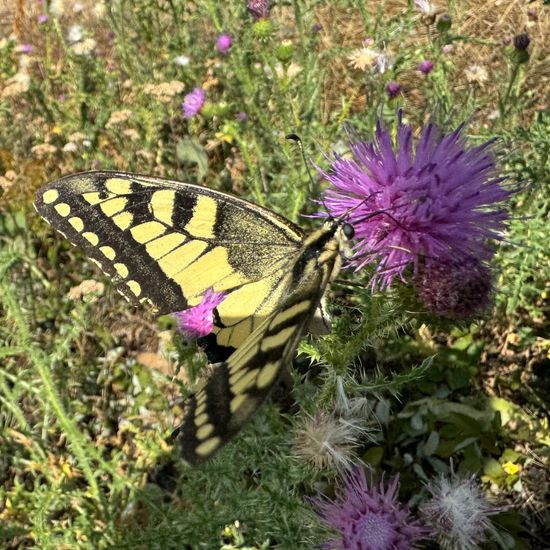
236;111;248;122
386;81;401;98
418;59;434;74
182;87;205;119
38;14;48;24
217;33;232;54
247;0;270;20
18;43;33;54
174;289;226;339
312;23;323;33
312;468;427;549
316;113;513;289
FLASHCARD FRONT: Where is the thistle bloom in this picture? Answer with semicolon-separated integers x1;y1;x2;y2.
386;81;401;98
418;59;434;74
217;33;232;54
316;113;512;289
312;468;427;549
420;475;500;549
38;14;48;24
182;87;205;119
173;289;225;339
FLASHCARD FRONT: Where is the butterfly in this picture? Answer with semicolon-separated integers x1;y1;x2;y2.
35;171;354;464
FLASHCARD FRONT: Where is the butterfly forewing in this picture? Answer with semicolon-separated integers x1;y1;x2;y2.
34;171;305;349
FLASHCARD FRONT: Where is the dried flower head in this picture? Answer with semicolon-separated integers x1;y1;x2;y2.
106;109;133;128
71;38;96;56
416;256;493;319
295;411;362;471
144;81;185;102
375;53;394;74
31;143;57;157
348;47;380;71
247;0;270;20
174;55;190;67
312;468;428;549
67;280;105;302
420;474;500;550
296;379;375;471
414;0;438;16
63;142;78;153
464;64;489;86
67;25;83;44
173;289;225;339
316;113;512;289
182;87;206;119
1;72;30;98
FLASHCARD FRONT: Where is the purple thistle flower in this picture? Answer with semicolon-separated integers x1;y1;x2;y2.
182;87;205;119
386;81;401;99
418;59;434;74
417;256;493;319
173;289;226;339
316;113;512;289
38;14;48;24
312;468;427;549
217;33;232;54
247;0;270;20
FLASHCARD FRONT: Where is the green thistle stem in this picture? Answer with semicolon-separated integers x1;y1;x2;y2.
0;279;103;505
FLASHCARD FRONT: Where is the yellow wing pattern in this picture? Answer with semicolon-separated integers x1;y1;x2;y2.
35;171;306;352
35;171;350;463
173;221;346;464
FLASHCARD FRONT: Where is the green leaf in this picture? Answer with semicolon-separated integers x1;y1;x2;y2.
176;137;208;181
423;431;440;456
362;446;384;467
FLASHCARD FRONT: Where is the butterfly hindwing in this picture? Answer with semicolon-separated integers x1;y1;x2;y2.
173;223;343;464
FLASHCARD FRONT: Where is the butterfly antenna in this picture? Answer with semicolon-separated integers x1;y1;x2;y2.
286;133;319;198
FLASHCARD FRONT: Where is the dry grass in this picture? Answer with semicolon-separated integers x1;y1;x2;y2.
2;0;547;128
315;0;549;127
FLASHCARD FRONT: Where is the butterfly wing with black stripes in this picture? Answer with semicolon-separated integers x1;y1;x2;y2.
35;171;351;463
34;171;312;353
172;220;348;464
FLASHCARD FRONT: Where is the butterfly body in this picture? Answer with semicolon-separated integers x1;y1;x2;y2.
35;171;351;464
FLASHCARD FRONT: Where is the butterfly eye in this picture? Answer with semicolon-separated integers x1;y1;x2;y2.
342;223;355;239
